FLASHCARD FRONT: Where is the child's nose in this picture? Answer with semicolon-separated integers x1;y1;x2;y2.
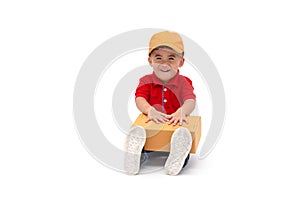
158;59;169;64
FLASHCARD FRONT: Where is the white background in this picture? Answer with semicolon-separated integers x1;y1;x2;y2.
1;0;299;199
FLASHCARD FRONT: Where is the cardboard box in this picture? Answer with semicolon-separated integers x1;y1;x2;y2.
132;113;201;153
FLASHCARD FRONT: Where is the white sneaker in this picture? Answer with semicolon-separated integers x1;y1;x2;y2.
124;126;146;175
164;127;192;175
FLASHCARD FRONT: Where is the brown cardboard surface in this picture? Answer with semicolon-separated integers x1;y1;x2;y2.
132;114;201;153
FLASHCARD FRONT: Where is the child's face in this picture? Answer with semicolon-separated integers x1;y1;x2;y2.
148;48;184;83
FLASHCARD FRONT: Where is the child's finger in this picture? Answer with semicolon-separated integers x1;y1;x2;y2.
173;119;179;126
161;115;169;122
168;117;175;125
153;118;161;124
165;114;172;119
158;118;165;123
161;112;168;117
160;115;170;123
179;118;183;126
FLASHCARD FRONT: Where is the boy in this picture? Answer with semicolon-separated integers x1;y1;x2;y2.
124;30;196;175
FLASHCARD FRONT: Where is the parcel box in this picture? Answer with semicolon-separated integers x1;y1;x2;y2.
132;114;201;153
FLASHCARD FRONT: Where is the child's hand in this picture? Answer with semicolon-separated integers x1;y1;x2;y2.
146;107;169;124
166;108;188;126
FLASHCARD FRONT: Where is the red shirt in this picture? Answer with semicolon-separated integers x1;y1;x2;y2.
135;71;196;114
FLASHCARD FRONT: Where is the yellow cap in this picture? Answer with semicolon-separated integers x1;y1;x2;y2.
148;31;184;55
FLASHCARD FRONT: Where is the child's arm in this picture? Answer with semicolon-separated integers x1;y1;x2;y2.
135;97;169;123
167;99;196;126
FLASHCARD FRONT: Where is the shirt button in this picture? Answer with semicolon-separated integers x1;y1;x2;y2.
164;99;167;103
164;88;167;92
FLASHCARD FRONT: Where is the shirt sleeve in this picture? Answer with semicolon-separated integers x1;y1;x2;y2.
135;77;150;101
181;76;196;102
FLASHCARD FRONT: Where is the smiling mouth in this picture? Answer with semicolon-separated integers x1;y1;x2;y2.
160;69;171;72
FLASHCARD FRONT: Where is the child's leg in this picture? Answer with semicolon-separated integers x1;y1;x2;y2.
140;148;152;164
164;127;192;175
124;126;146;175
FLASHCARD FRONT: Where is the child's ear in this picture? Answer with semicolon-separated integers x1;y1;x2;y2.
148;57;153;66
179;57;185;67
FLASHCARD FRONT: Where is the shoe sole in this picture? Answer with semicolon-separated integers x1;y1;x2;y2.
164;127;192;175
124;126;146;175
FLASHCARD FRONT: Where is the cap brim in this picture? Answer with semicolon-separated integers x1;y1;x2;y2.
149;43;183;55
